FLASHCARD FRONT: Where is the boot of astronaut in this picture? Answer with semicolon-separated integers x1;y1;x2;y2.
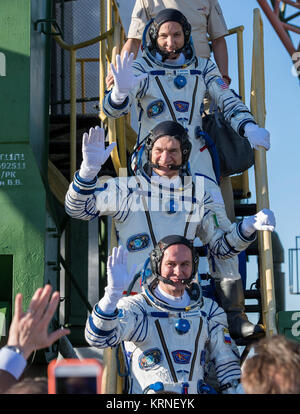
215;278;265;340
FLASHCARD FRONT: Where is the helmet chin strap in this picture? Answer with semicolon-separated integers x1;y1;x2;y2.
149;162;181;171
157;274;193;286
158;46;184;62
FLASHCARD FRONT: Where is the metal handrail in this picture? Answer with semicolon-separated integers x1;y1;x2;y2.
251;8;277;336
52;1;129;179
212;25;251;199
52;26;114;180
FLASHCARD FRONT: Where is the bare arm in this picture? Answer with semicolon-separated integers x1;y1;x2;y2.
121;38;141;59
211;36;230;84
7;285;70;360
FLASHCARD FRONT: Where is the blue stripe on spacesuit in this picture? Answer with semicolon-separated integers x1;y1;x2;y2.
83;198;99;220
137;76;149;99
108;91;129;109
202;59;213;77
194;173;218;186
88;315;115;337
72;182;95;195
128;303;149;342
74;171;97;186
205;75;218;89
94;304;119;319
208;323;221;336
216;361;239;375
207;301;225;320
132;61;147;74
132;62;149;98
205;62;216;74
102;104;115;118
217;369;241;385
65;193;99;220
237;118;257;136
208;235;239;260
149;312;169;318
85;330;105;346
222;97;238;115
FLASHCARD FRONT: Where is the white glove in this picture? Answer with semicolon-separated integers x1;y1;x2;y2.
110;51;148;104
78;126;116;181
98;246;137;314
241;208;276;238
244;123;270;150
222;383;245;394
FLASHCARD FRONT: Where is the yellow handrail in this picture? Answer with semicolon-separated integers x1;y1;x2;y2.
52;0;128;180
225;26;251;199
51;1;130;394
99;0;128;177
251;8;277;336
52;26;114;180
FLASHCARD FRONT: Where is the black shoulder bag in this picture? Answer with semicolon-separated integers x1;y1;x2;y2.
200;111;254;180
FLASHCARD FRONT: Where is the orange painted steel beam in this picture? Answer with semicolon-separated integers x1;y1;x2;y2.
257;0;300;56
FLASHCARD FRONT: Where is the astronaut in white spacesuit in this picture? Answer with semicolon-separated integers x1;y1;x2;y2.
85;235;244;394
103;8;270;182
102;8;272;339
65;121;275;339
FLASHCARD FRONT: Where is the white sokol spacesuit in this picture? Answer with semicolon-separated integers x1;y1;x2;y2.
65;120;274;338
102;9;272;338
102;20;256;197
65;169;254;293
85;236;242;394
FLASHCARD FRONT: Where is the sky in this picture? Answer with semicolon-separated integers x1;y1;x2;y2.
220;0;300;312
117;0;300;313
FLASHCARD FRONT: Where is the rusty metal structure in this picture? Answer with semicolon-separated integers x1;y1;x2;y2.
257;0;300;71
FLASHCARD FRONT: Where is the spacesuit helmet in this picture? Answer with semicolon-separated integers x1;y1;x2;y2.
142;235;203;309
143;8;195;64
144;120;192;174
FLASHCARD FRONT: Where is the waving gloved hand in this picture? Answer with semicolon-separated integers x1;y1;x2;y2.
79;126;116;181
110;51;148;104
244;123;271;150
241;208;276;238
98;246;137;314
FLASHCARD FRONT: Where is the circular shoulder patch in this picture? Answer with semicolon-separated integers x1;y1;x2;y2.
138;348;162;371
147;100;165;118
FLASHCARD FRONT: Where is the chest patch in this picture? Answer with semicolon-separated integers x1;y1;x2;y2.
173;101;189;112
172;350;192;364
139;348;162;371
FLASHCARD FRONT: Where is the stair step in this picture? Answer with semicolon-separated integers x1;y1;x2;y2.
244;289;261;300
